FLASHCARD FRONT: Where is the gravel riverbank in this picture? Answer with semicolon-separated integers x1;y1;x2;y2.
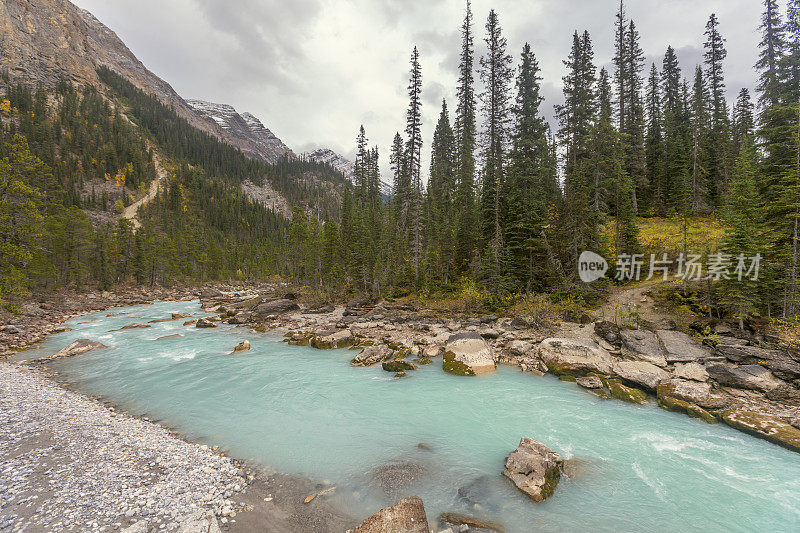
0;363;354;532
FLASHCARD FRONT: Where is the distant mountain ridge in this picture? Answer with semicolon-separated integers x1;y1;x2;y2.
302;148;356;182
303;148;393;195
187;100;295;163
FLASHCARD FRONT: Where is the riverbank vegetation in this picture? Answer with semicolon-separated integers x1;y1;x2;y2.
2;1;799;328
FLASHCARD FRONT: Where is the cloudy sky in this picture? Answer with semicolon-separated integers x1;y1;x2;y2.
71;0;765;177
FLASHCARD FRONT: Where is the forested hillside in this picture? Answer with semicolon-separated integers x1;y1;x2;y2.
0;72;346;312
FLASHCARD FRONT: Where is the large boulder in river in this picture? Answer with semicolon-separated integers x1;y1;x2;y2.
538;338;614;379
195;318;217;328
721;409;800;453
252;298;300;319
52;339;107;359
502;437;563;502
656;330;711;363
352;344;394;366
442;332;495;376
232;340;251;353
354;496;429;533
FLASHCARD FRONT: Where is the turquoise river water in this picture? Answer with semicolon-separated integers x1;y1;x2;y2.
14;301;800;532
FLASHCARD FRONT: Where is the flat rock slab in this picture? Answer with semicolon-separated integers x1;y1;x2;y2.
352;344;394;366
706;363;785;392
538;338;614;378
354;496;429;533
619;329;667;367
502;437;563;502
612;360;670;391
656;330;710;363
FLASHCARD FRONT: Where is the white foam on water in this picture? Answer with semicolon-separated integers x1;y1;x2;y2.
632;461;666;500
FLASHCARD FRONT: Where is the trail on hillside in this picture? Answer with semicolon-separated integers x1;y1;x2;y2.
593;280;680;326
121;153;167;229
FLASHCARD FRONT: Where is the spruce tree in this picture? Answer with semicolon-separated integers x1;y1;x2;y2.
556;31;600;280
645;63;666;213
454;0;478;273
404;46;424;278
757;0;786;108
719;139;761;329
703;13;731;201
504;43;550;291
478;8;513;277
429;99;457;282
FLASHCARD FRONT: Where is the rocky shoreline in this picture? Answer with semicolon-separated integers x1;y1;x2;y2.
196;286;800;454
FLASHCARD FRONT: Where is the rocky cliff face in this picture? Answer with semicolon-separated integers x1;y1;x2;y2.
187;100;295;163
0;0;213;134
0;0;295;164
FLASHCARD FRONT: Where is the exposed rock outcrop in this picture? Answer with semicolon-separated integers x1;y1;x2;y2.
538;338;614;379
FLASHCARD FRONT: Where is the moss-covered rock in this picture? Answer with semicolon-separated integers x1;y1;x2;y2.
721;409;800;453
443;351;476;376
393;347;411;360
603;378;649;404
657;395;717;424
382;360;419;372
413;357;432;365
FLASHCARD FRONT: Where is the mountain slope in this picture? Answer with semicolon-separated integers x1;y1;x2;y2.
0;0;296;165
187;100;295;163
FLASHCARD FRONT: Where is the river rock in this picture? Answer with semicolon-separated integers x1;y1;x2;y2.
171;312;192;320
111;323;151;331
443;332;495;376
352;344;394;366
382;360;418;372
656;330;711;362
604;378;649;404
438;513;506;533
575;375;604;389
195;318;217;328
705;363;785;392
537;338;614;379
716;344;800;381
252;298;300;319
594;321;622;345
673;362;709;382
232;340;250;352
354;496;429;533
619;329;667;367
52;338;107;358
175;510;222;533
721;409;800;453
612;360;670;391
502;437;563;502
506;340;534;356
311;329;354;349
